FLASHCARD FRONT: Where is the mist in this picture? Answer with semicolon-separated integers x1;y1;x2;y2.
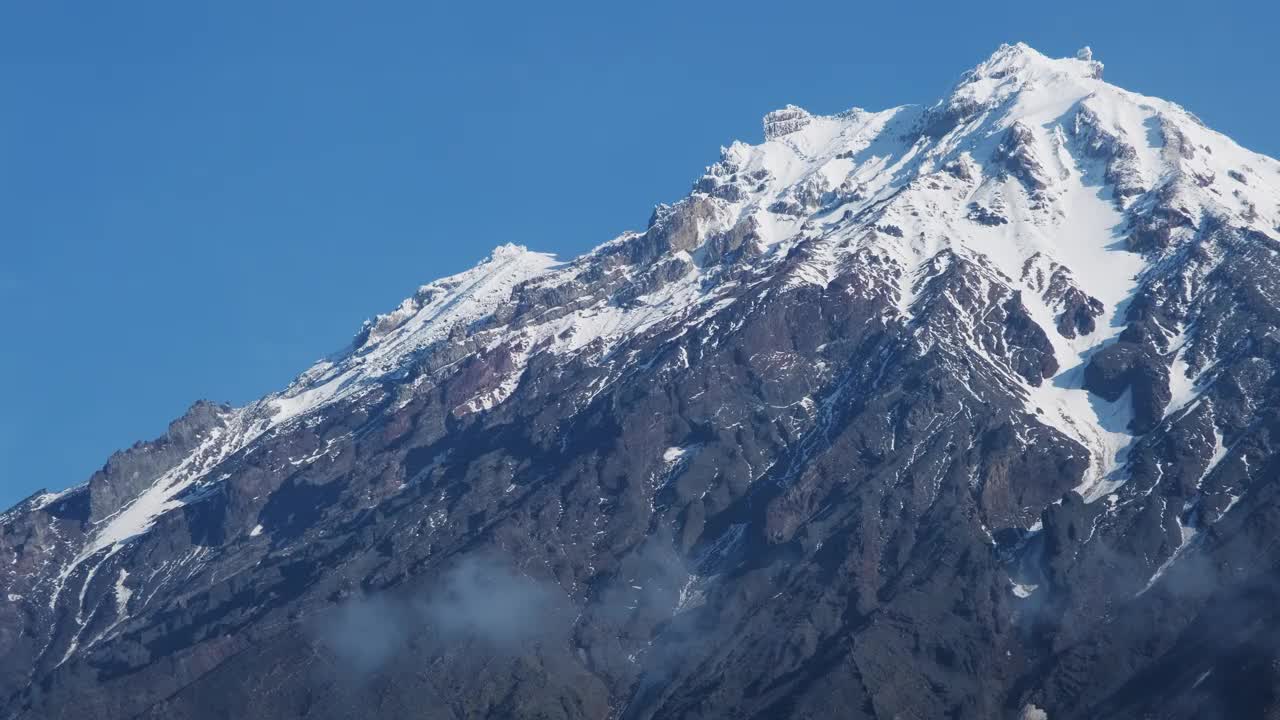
313;552;562;675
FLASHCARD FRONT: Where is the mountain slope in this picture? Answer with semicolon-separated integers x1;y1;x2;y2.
5;43;1280;719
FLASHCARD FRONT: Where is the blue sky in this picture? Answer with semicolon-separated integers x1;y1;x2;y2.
1;0;1277;508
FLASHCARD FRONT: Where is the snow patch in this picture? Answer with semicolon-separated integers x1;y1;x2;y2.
1011;582;1039;598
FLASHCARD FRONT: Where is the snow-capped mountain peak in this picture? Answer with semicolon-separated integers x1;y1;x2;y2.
7;43;1280;720
24;43;1280;560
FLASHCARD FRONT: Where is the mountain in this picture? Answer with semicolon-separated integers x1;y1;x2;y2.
5;43;1280;719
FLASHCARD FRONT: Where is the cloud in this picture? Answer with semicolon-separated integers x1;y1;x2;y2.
312;552;561;674
419;553;557;648
321;592;407;674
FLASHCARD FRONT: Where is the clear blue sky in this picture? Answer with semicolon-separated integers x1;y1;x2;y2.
2;0;1276;508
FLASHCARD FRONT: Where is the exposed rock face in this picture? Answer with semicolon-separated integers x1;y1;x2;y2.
1022;254;1105;339
87;401;232;523
996;122;1053;191
762;105;812;140
4;43;1280;720
1084;341;1171;432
